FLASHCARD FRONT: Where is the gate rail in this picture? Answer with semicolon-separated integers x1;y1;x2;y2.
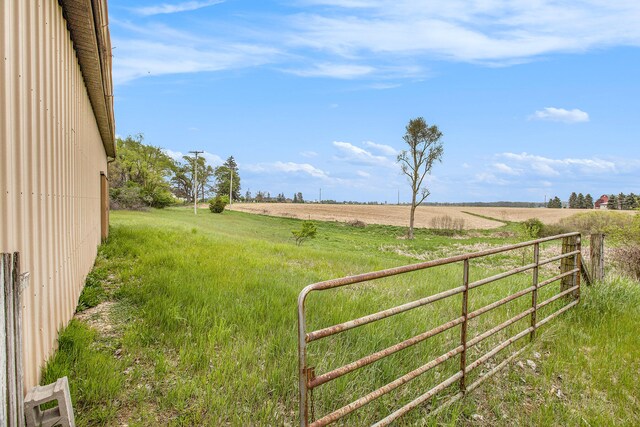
298;232;582;426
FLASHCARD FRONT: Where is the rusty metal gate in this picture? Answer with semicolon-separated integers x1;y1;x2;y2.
298;232;582;426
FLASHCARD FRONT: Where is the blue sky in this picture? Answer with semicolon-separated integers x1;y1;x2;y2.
110;0;640;203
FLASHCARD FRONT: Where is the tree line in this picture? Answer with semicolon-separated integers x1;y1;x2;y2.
567;192;594;209
108;134;240;209
547;192;640;209
243;191;306;203
605;192;640;210
108;134;313;209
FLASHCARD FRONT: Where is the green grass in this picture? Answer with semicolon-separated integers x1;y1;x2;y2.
41;207;640;426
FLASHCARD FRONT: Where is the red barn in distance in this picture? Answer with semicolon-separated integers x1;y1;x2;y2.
595;194;609;209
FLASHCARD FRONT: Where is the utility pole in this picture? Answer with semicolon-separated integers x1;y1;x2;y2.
319;188;322;204
397;189;400;205
229;169;233;205
189;150;203;215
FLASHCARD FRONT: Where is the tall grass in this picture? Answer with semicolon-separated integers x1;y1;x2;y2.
41;208;640;426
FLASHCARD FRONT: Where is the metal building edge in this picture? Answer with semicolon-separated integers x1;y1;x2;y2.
1;0;114;390
59;0;115;157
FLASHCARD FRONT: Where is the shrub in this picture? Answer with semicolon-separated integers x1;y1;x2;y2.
521;218;544;239
611;245;640;280
430;215;465;231
109;183;147;210
209;196;227;213
292;221;317;246
109;182;174;209
558;211;634;236
609;214;640;280
347;219;366;228
538;222;569;237
147;189;175;208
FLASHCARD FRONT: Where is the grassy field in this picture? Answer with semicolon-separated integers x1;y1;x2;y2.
228;203;636;230
42;207;640;426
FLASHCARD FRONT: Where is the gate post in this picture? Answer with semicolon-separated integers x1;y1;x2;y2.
590;234;605;282
298;291;309;427
561;235;579;298
560;236;576;292
458;259;469;393
530;243;539;341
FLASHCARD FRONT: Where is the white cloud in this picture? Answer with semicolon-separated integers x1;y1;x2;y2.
473;172;509;186
493;162;522;175
356;170;371;177
114;0;640;83
202;152;223;166
133;0;225;16
332;141;395;167
369;82;401;90
113;37;281;84
286;63;374;79
501;152;616;177
162;149;222;166
300;150;318;158
529;107;589;123
286;1;640;64
163;149;185;162
245;161;329;179
362;141;398;156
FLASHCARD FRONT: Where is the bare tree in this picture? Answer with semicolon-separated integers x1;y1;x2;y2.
397;117;444;239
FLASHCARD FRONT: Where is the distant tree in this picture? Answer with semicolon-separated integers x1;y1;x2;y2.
547;196;562;208
170;163;192;201
276;193;286;203
608;194;618;210
568;192;578;209
576;193;585;209
244;189;252;202
255;191;265;202
172;155;214;203
627;193;639;210
293;193;298;203
397;117;444;239
584;194;594;209
296;192;304;203
618;192;625;210
214;156;241;201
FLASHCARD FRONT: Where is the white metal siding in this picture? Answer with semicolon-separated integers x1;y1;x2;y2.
1;0;108;389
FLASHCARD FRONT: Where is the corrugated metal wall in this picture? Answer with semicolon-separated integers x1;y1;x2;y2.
1;0;108;389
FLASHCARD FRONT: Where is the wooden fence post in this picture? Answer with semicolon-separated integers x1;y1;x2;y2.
561;236;578;296
590;234;605;282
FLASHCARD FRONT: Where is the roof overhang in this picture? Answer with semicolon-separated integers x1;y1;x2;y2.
59;0;116;157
